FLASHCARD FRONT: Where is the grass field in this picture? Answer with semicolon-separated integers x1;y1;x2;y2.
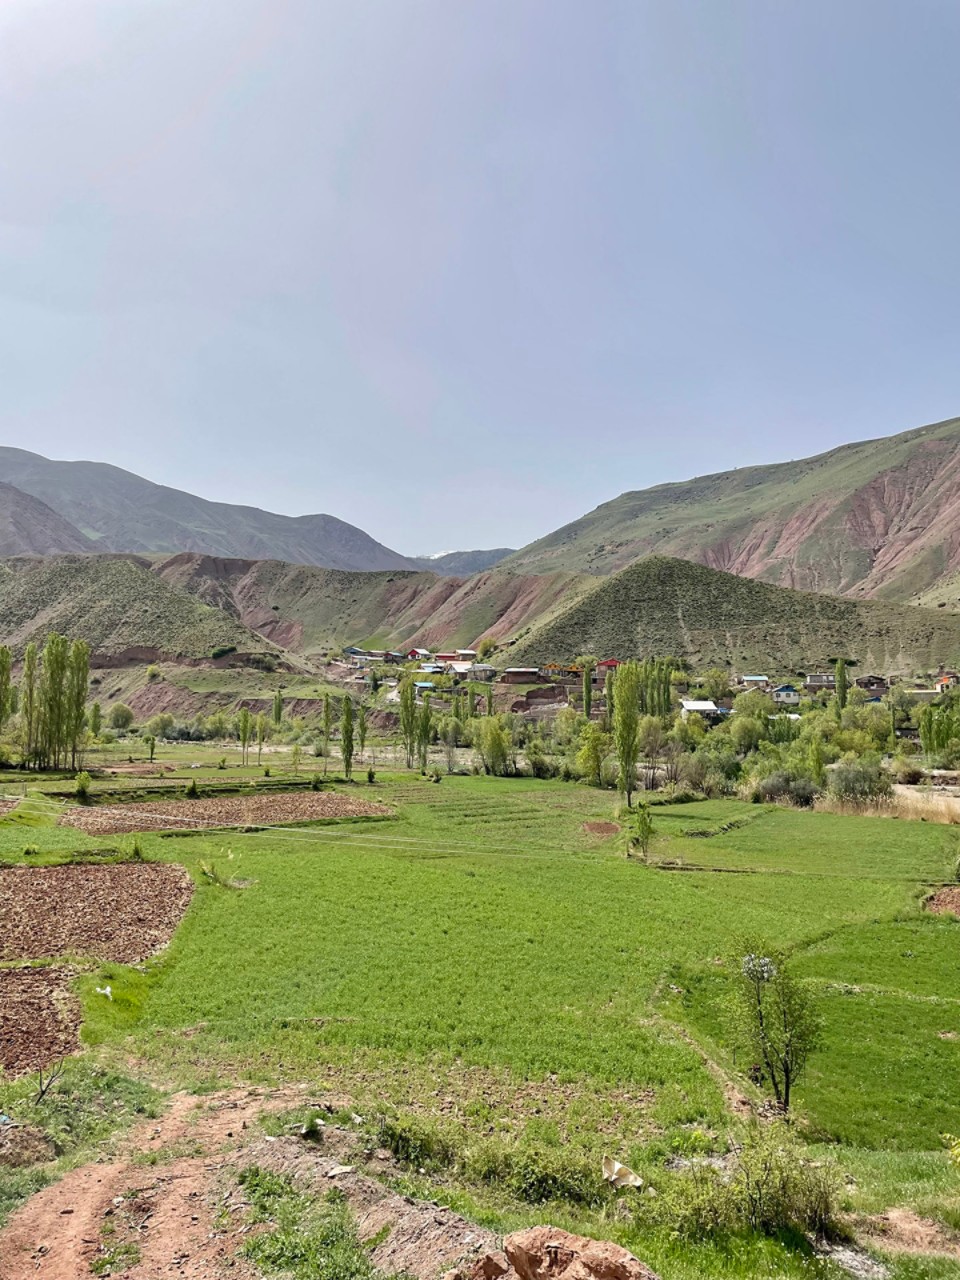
1;763;959;1278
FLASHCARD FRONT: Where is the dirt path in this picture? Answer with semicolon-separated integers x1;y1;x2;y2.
0;1087;302;1279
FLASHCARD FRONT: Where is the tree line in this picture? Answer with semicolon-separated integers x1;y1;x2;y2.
0;634;91;770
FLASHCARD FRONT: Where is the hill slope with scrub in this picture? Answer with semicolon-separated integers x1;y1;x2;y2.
509;556;960;672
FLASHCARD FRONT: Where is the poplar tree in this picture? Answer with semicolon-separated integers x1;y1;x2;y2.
834;658;848;711
21;642;38;765
416;694;432;771
604;667;615;729
256;712;268;765
576;655;597;719
66;640;90;770
38;633;69;769
88;700;102;739
322;694;333;775
613;660;641;806
272;689;284;727
0;646;11;737
341;697;355;778
399;679;417;768
357;703;367;759
238;707;253;765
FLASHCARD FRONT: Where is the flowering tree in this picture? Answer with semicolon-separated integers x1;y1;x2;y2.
734;940;822;1111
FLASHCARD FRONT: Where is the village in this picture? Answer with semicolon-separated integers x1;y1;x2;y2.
339;644;960;722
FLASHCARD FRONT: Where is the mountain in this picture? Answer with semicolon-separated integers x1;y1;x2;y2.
0;447;418;572
407;548;515;575
508;556;960;673
154;553;587;656
507;416;960;602
0;555;276;659
0;483;95;557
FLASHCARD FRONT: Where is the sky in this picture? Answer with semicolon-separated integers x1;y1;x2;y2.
2;1;959;555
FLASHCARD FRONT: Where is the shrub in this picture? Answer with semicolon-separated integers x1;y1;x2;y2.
217;757;227;770
464;1140;605;1206
642;1123;839;1239
895;760;923;785
828;753;892;806
185;777;200;798
311;773;323;791
377;1114;454;1171
366;768;376;785
23;844;39;857
145;665;160;682
74;771;92;803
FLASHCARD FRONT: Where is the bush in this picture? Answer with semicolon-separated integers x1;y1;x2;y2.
828;754;892;806
366;768;376;785
377;1114;454;1171
642;1123;839;1239
74;771;92;803
894;760;923;785
217;757;227;770
464;1140;605;1206
311;773;323;791
185;777;200;798
145;665;160;682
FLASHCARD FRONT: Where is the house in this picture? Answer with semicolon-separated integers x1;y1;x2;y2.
414;680;436;692
343;645;365;657
596;658;621;675
935;671;959;693
740;675;770;689
539;663;579;682
500;667;542;685
772;684;800;707
467;664;496;681
855;674;889;695
803;672;836;694
680;699;718;719
456;649;477;660
434;652;458;664
418;663;445;674
446;661;473;676
407;648;432;661
905;688;940;705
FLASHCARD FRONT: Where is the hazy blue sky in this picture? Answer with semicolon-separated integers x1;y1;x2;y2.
2;1;959;553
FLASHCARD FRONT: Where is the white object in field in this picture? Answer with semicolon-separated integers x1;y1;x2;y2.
602;1155;642;1187
95;985;112;1001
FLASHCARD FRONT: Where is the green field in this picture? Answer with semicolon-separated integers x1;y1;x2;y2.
1;768;959;1278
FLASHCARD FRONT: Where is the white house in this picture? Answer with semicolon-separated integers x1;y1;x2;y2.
680;699;718;719
772;684;800;707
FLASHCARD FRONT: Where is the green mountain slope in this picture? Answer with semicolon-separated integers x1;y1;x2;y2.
507;416;960;601
509;557;960;674
0;556;276;658
0;447;417;572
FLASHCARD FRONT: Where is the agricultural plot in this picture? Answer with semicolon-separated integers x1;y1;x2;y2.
0;863;194;963
58;790;391;835
1;775;959;1279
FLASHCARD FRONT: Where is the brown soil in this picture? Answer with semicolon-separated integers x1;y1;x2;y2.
582;821;620;836
59;790;391;836
0;968;80;1076
0;1087;499;1280
0;863;195;964
858;1207;960;1258
927;886;960;915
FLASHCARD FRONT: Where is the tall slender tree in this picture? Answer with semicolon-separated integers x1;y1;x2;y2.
604;667;615;729
237;707;253;765
272;689;284;727
613;660;641;807
21;642;38;766
66;640;90;769
357;703;367;759
37;633;69;769
341;697;355;778
399;679;417;768
416;694;432;771
0;646;11;738
88;700;102;740
834;658;848;711
256;712;268;765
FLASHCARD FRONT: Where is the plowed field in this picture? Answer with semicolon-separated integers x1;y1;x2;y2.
0;863;195;963
58;791;390;836
0;968;80;1075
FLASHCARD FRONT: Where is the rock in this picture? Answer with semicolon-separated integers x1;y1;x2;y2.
460;1227;660;1280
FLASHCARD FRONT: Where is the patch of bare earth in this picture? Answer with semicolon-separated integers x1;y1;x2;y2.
0;968;80;1076
857;1208;960;1258
59;791;391;836
583;821;620;837
927;886;960;916
0;863;195;964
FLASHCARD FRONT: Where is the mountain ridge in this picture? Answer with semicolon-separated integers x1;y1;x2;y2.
506;415;960;602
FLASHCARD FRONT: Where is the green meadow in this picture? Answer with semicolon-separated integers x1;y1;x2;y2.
2;771;959;1278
